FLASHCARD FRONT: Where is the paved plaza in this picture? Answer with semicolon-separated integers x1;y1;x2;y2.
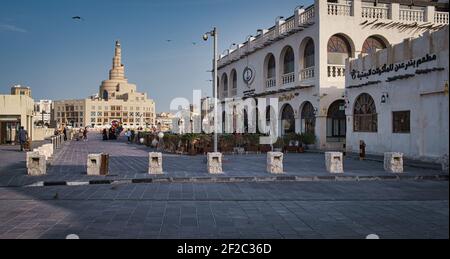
0;133;448;239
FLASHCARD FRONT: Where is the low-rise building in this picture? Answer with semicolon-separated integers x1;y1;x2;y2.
33;100;54;127
156;112;175;132
345;26;449;162
0;86;35;144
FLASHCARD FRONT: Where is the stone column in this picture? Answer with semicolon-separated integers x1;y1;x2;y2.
149;152;163;174
425;6;435;23
384;152;404;173
207;152;223;174
391;3;400;21
267;152;284;174
27;151;46;176
325;152;344;174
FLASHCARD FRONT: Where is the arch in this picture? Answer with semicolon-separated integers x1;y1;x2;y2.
230;69;237;89
220;73;228;93
300;101;315;135
353;93;377;132
264;53;276;80
362;35;388;55
280;45;295;75
302;38;315;69
327;33;354;64
326;100;346;138
281;104;295;135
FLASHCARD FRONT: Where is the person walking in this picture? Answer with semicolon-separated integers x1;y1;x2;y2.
125;129;131;144
83;127;88;141
18;127;28;152
63;127;68;141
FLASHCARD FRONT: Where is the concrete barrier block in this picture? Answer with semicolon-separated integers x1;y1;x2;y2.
267;152;284;174
149;152;163;174
87;153;109;176
384;152;404;173
325;152;344;174
26;151;46;176
207;152;223;174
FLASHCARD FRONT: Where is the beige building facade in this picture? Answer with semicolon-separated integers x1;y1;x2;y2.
0;86;35;144
54;41;156;129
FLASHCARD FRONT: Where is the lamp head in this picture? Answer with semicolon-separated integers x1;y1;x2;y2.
203;34;209;41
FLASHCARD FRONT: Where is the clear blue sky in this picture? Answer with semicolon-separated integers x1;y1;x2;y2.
0;0;312;112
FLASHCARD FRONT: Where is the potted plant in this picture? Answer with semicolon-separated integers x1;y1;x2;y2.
301;132;316;150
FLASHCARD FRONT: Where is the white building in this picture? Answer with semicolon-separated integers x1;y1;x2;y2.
345;26;449;162
33;100;53;127
217;0;448;150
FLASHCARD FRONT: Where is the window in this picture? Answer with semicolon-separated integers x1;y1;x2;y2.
362;36;387;55
91;112;96;117
301;102;316;134
97;112;102;116
328;34;352;64
267;55;276;79
353;93;377;132
393;111;410;133
231;70;237;89
304;39;315;68
283;47;295;74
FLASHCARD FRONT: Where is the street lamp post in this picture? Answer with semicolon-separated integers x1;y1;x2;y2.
203;27;218;153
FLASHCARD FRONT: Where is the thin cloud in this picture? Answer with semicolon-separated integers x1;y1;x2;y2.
0;23;27;33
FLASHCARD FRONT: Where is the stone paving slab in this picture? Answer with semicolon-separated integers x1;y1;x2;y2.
0;133;447;187
0;181;447;239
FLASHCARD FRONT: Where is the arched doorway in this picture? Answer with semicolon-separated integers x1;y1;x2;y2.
327;100;346;141
300;102;315;135
281;104;295;135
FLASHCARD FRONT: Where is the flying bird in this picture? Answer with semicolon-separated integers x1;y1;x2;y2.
166;40;172;42
72;16;84;21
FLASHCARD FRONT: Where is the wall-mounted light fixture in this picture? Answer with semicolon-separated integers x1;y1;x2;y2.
381;92;389;104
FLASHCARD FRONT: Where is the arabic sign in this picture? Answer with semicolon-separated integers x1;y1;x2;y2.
350;53;437;81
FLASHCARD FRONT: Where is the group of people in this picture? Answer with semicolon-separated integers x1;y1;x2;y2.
102;126;124;141
76;127;89;141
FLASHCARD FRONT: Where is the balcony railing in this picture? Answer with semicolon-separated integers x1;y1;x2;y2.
399;8;425;22
362;6;389;20
300;6;315;25
282;72;295;85
327;65;346;78
279;19;295;35
328;3;351;16
435;11;449;24
266;78;276;88
300;67;315;81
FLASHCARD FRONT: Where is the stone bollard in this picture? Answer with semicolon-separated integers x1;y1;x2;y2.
87;153;109;176
148;152;163;174
207;152;223;174
267;152;284;174
384;152;404;173
325;152;344;174
26;151;46;176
